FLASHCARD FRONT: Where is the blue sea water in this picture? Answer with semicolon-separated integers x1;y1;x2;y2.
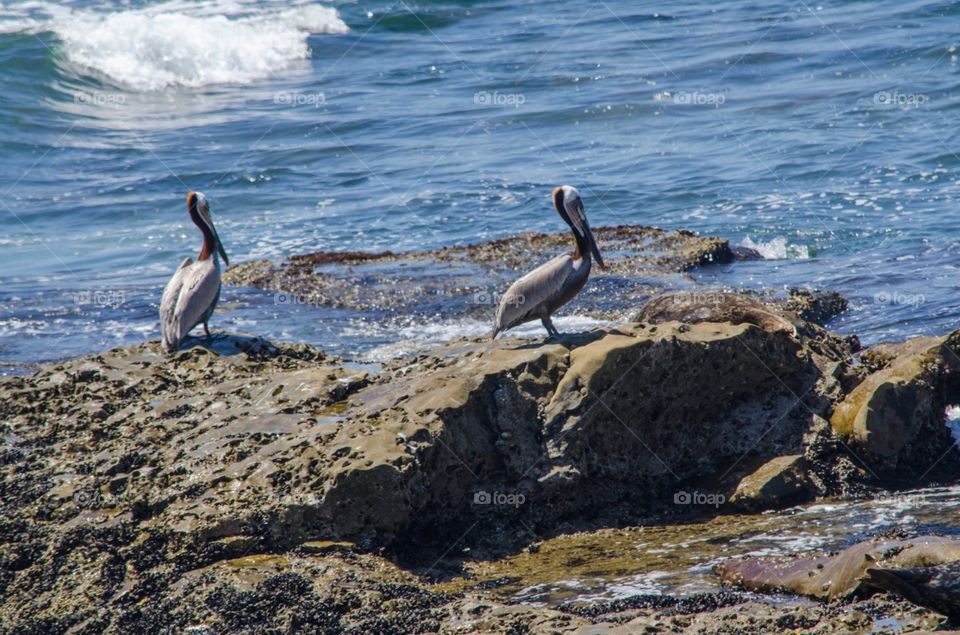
1;0;960;373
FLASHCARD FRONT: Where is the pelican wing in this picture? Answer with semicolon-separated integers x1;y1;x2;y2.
160;257;192;352
493;254;585;336
173;259;221;339
161;258;221;352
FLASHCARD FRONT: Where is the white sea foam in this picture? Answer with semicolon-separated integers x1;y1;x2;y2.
576;571;672;601
13;1;348;90
349;314;615;362
0;16;41;34
946;404;960;445
0;1;50;34
740;236;811;260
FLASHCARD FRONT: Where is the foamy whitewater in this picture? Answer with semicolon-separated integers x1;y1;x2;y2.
5;1;347;89
740;236;811;261
946;405;960;445
350;314;615;362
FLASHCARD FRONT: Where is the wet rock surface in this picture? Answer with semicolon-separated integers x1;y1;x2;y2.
716;533;960;627
3;284;960;631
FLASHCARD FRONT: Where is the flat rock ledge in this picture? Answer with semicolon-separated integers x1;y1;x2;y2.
3;295;960;632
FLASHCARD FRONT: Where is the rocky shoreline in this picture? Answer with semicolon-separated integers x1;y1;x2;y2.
3;226;960;633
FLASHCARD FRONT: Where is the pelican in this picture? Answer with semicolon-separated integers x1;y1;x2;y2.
160;192;229;353
492;185;605;339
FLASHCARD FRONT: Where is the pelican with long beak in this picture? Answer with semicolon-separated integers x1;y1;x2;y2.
492;185;605;339
159;192;229;353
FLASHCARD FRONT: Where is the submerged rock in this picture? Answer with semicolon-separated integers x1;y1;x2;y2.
222;225;744;321
715;535;960;600
785;288;849;325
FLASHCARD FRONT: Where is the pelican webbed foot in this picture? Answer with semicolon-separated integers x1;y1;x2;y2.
541;316;561;339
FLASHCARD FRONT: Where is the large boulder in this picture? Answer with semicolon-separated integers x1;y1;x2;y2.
291;320;825;547
536;322;810;495
829;332;960;482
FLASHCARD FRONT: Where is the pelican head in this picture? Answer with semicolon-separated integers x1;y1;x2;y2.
188;191;229;266
552;185;604;268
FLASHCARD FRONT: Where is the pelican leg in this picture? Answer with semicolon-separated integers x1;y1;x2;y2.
542;316;561;339
203;321;212;338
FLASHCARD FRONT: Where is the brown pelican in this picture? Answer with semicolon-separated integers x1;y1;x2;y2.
492;185;604;339
159;192;229;353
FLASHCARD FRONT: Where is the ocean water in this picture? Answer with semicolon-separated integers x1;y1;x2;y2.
2;0;960;372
